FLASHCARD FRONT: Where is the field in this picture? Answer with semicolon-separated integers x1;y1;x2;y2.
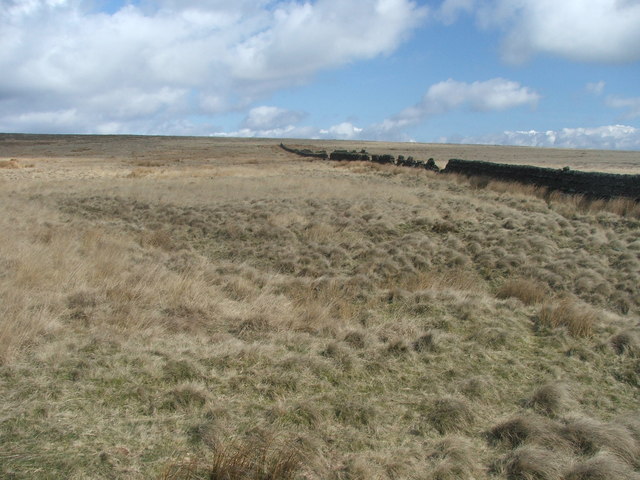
1;134;639;479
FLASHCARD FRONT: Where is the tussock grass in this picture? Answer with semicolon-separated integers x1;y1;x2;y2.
1;136;639;479
537;299;597;337
497;278;548;305
463;174;640;219
161;435;304;480
610;330;640;356
564;453;640;480
426;397;475;434
527;383;570;417
498;445;565;480
427;435;481;480
560;416;640;467
488;415;564;450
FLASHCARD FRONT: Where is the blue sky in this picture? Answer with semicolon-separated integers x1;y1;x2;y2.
1;0;639;149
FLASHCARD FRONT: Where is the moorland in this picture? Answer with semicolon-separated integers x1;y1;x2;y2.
1;134;639;479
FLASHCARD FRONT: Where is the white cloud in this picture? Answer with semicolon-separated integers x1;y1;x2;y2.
213;123;365;141
453;0;640;64
213;108;365;140
0;0;427;133
437;0;476;24
606;96;640;120
446;125;640;150
242;106;306;130
319;122;364;140
585;81;606;96
380;78;540;131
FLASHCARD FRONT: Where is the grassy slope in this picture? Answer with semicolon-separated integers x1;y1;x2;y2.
0;137;639;479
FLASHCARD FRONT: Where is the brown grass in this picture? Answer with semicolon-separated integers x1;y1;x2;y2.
488;414;564;450
537;299;597;337
527;383;570;417
564;453;640;480
0;159;21;168
426;436;481;480
161;436;304;480
560;416;640;467
478;177;640;219
426;397;475;434
610;330;640;356
498;446;565;480
497;278;548;305
1;135;639;479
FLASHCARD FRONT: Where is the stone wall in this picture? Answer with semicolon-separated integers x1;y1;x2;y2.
279;144;638;199
329;150;370;161
280;143;439;171
443;159;640;200
279;143;328;159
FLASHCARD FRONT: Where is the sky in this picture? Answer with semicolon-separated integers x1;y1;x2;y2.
1;0;640;149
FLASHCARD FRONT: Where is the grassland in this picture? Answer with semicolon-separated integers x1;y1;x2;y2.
1;134;639;479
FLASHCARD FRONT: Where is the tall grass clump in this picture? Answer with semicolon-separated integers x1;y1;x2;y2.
527;383;570;417
564;453;640;480
498;446;564;480
426;397;475;434
497;278;547;305
537;299;597;337
161;436;304;480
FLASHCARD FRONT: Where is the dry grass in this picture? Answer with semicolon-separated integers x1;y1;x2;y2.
469;176;640;219
564;453;640;480
526;383;570;417
161;436;304;480
537;299;597;337
560;416;640;467
497;278;548;305
0;135;639;479
610;330;640;356
488;415;564;450
426;397;475;434
0;159;21;168
498;446;565;480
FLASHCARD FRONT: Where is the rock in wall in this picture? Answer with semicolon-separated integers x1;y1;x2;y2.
329;150;370;161
443;159;640;200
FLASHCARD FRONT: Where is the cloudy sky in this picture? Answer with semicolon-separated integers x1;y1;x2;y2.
1;0;640;149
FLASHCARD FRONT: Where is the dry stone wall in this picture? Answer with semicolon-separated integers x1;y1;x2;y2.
280;144;639;200
280;143;439;171
443;159;640;200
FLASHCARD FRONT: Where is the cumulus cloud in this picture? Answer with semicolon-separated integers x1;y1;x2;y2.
212;105;360;140
380;78;540;131
606;96;640;120
319;122;364;140
445;125;640;150
213;106;365;140
0;0;426;133
443;0;640;64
